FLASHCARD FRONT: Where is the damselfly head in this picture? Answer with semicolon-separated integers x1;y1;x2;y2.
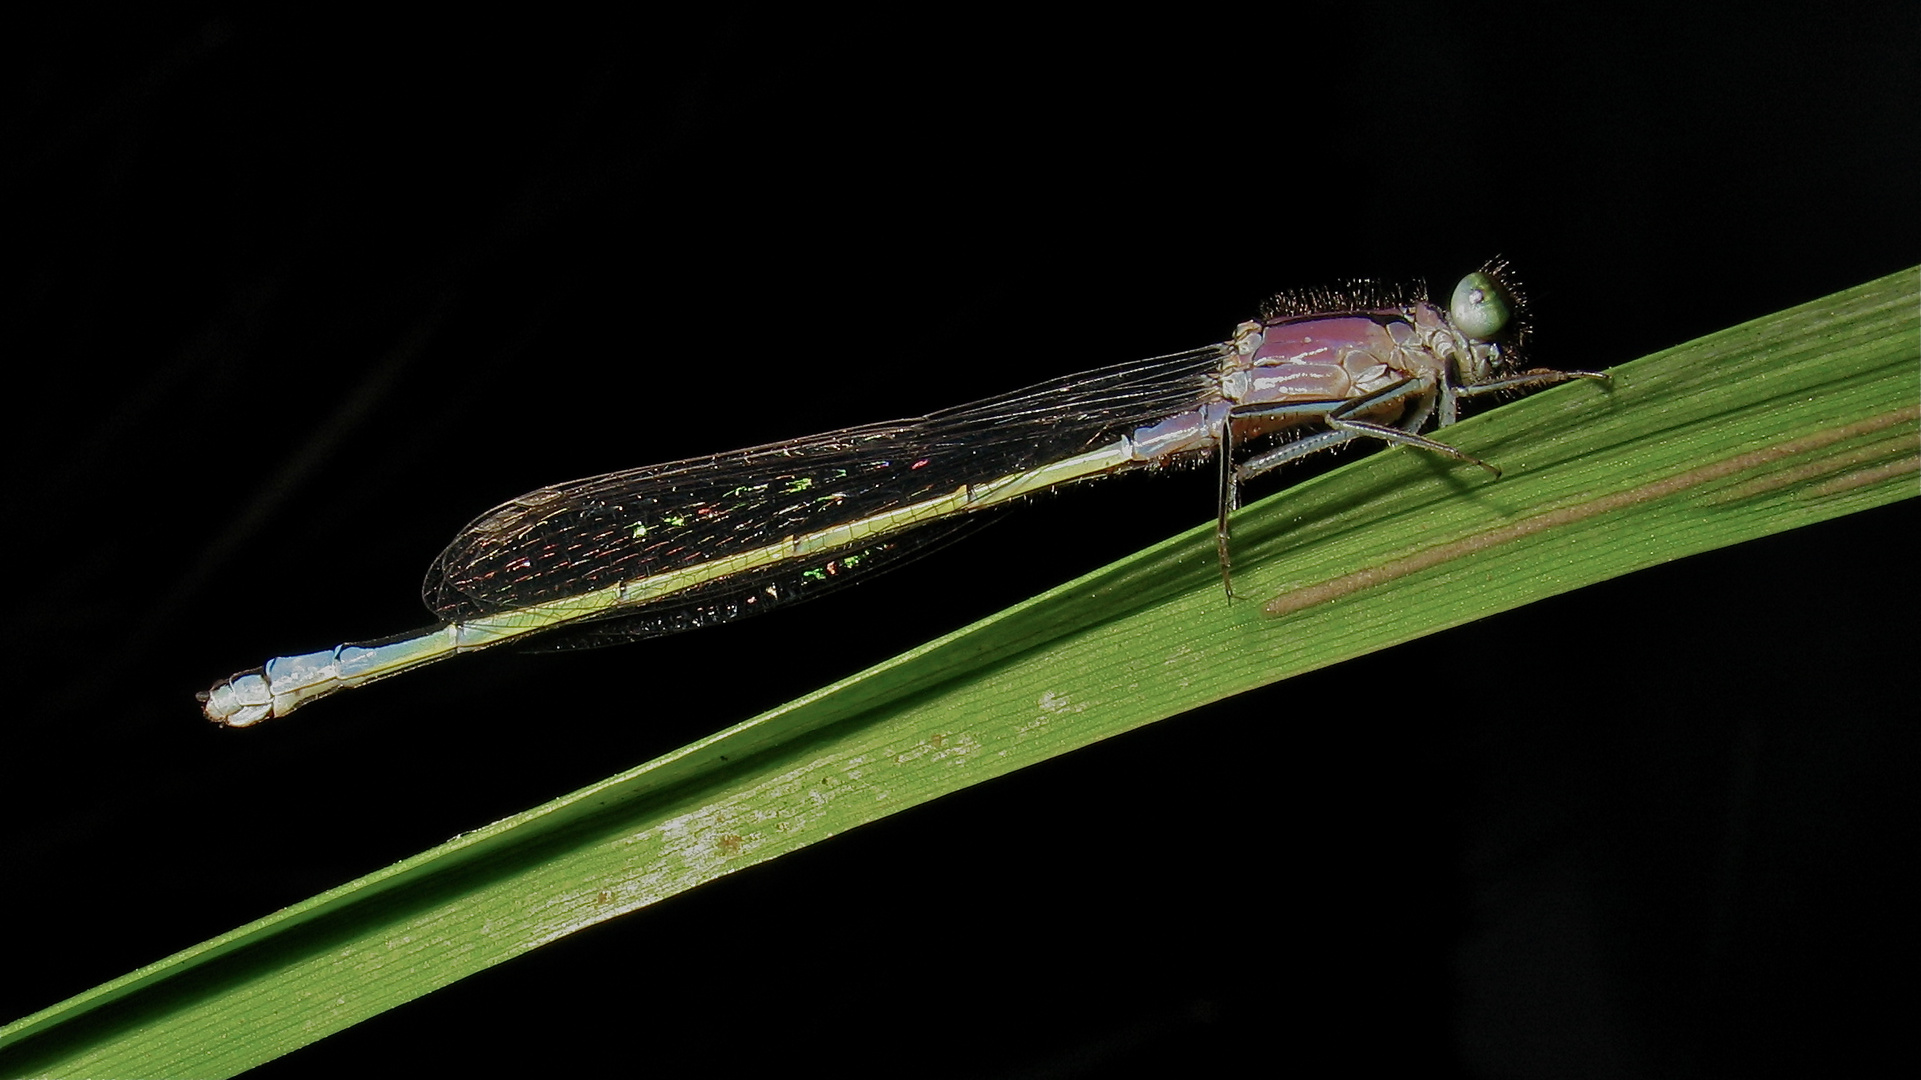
1447;258;1532;385
1451;258;1530;346
1451;272;1512;341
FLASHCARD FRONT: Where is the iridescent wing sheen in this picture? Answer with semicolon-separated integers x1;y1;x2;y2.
421;346;1227;640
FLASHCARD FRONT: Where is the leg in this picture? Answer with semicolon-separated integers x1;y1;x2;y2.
1320;415;1500;477
1442;367;1609;426
1234;375;1496;482
1216;416;1238;597
1234;426;1372;483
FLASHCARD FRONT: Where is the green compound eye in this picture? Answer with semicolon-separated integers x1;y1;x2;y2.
1449;271;1512;342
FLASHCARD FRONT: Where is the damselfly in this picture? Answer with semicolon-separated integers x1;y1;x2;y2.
200;262;1604;726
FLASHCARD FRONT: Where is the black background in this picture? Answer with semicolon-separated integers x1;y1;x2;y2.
5;5;1915;1077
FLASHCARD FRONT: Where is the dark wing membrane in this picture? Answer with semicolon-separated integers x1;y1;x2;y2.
422;345;1226;625
511;514;988;650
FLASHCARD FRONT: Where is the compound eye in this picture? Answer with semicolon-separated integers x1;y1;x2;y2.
1449;271;1512;342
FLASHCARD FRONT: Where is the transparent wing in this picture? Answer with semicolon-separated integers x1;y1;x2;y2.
422;345;1227;638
